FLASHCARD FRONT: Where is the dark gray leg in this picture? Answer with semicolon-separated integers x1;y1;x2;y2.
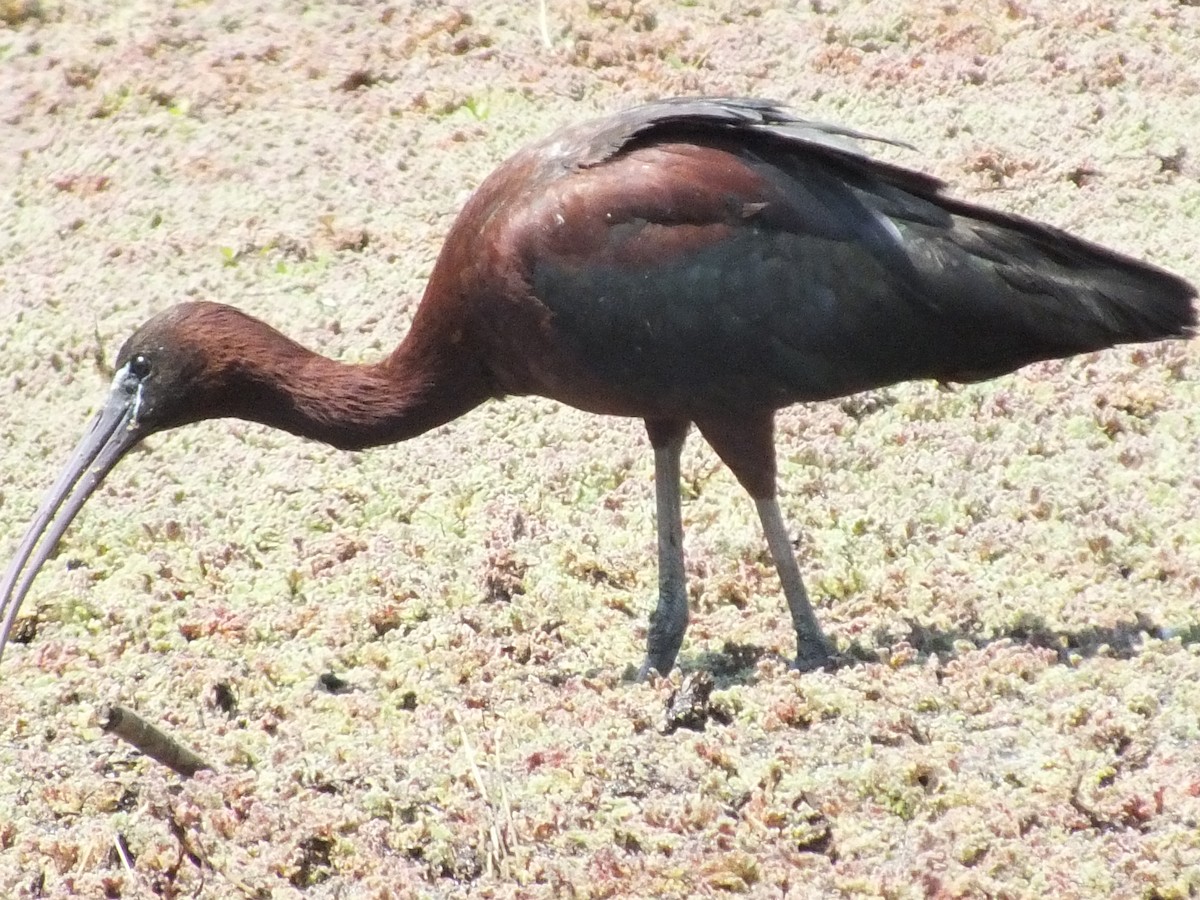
638;428;688;679
755;497;835;670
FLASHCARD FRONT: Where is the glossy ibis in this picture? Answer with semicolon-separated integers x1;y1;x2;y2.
0;98;1195;679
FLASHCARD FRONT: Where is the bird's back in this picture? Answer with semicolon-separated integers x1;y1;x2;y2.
430;99;1196;419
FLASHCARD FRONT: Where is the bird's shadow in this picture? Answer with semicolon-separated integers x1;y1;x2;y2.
684;613;1200;687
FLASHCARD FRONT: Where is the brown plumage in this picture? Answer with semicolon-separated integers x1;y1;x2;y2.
1;98;1194;678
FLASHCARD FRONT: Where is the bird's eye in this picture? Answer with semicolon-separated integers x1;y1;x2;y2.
128;354;152;379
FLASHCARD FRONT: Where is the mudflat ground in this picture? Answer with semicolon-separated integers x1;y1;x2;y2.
1;1;1199;896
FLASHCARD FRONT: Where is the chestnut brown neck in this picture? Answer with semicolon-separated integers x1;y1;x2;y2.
210;314;493;451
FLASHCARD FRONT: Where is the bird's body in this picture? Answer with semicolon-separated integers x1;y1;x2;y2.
1;98;1195;677
442;101;1189;419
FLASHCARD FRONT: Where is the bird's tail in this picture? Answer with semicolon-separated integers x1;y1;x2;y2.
908;198;1196;382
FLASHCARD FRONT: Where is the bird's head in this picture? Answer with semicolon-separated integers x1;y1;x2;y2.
109;301;244;432
0;302;250;665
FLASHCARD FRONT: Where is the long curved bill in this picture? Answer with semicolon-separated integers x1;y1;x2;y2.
0;366;146;667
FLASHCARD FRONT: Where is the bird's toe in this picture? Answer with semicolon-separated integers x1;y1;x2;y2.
791;639;844;674
636;658;672;682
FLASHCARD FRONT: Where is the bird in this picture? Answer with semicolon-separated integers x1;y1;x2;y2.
0;97;1195;680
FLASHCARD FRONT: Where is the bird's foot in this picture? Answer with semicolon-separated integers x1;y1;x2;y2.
635;657;674;682
791;636;845;674
638;622;685;682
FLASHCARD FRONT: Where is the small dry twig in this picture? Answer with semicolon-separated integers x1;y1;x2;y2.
99;704;213;778
537;0;552;48
452;712;515;875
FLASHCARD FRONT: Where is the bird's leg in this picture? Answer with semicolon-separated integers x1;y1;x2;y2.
696;414;835;672
755;496;835;671
638;418;690;679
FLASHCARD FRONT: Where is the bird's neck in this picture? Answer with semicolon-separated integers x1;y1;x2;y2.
232;328;492;451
